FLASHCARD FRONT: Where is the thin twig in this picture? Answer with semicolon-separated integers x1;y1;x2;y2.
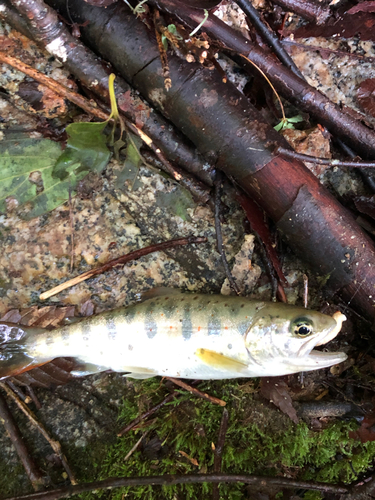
235;0;304;78
40;236;207;300
0;52;109;121
271;0;331;24
118;391;180;436
282;39;375;63
0;382;77;485
1;473;349;500
25;386;42;410
6;381;28;403
214;172;240;295
0;392;46;491
124;430;149;461
303;273;308;308
166;377;226;406
68;188;75;273
212;408;229;500
153;8;172;90
276;147;375;168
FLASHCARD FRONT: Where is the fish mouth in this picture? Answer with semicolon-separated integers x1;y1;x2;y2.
287;350;348;371
315;311;347;346
291;311;348;371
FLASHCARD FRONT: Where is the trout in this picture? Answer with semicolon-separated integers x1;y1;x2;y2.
0;292;347;380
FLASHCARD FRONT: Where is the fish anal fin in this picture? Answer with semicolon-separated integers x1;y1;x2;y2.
196;348;248;373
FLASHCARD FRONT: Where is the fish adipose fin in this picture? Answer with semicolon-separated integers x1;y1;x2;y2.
196;348;248;373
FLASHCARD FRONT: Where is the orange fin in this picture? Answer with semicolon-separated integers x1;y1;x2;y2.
195;348;248;373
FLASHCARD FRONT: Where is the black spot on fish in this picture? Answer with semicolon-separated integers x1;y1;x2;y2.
106;317;117;341
241;304;245;308
208;315;221;336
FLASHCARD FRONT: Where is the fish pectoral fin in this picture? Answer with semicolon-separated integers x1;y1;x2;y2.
122;366;158;380
195;348;248;373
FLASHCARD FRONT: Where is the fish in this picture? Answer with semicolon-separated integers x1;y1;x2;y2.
0;291;347;380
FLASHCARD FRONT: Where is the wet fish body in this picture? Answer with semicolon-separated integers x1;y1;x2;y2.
0;293;347;380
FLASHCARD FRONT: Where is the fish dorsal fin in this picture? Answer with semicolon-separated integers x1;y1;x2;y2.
195;348;248;373
136;287;185;303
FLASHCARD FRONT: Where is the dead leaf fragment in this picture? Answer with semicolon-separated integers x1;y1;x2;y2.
349;416;375;443
260;377;299;424
179;450;199;466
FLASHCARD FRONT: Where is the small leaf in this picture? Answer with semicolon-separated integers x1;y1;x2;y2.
274;120;285;132
286;114;304;123
52;121;110;181
161;34;168;51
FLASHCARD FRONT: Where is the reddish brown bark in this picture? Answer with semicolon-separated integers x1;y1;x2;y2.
271;0;331;25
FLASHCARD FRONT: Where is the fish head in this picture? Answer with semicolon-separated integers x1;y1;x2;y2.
244;303;347;375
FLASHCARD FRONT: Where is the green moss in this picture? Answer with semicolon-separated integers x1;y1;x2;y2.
65;379;372;500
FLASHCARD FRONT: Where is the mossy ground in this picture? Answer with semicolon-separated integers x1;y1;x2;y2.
69;378;375;500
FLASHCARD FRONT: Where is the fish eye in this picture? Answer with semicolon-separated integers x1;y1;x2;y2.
290;317;314;337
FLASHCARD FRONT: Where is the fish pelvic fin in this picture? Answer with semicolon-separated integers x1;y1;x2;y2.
0;323;47;379
122;366;159;379
196;348;249;373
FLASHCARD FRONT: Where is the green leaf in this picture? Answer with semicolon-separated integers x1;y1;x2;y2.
52;121;110;181
274;120;285;132
0;136;62;218
287;114;304;123
0;120;111;219
161;34;168;51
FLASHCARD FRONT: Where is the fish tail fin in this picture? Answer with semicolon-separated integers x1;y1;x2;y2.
0;323;48;379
